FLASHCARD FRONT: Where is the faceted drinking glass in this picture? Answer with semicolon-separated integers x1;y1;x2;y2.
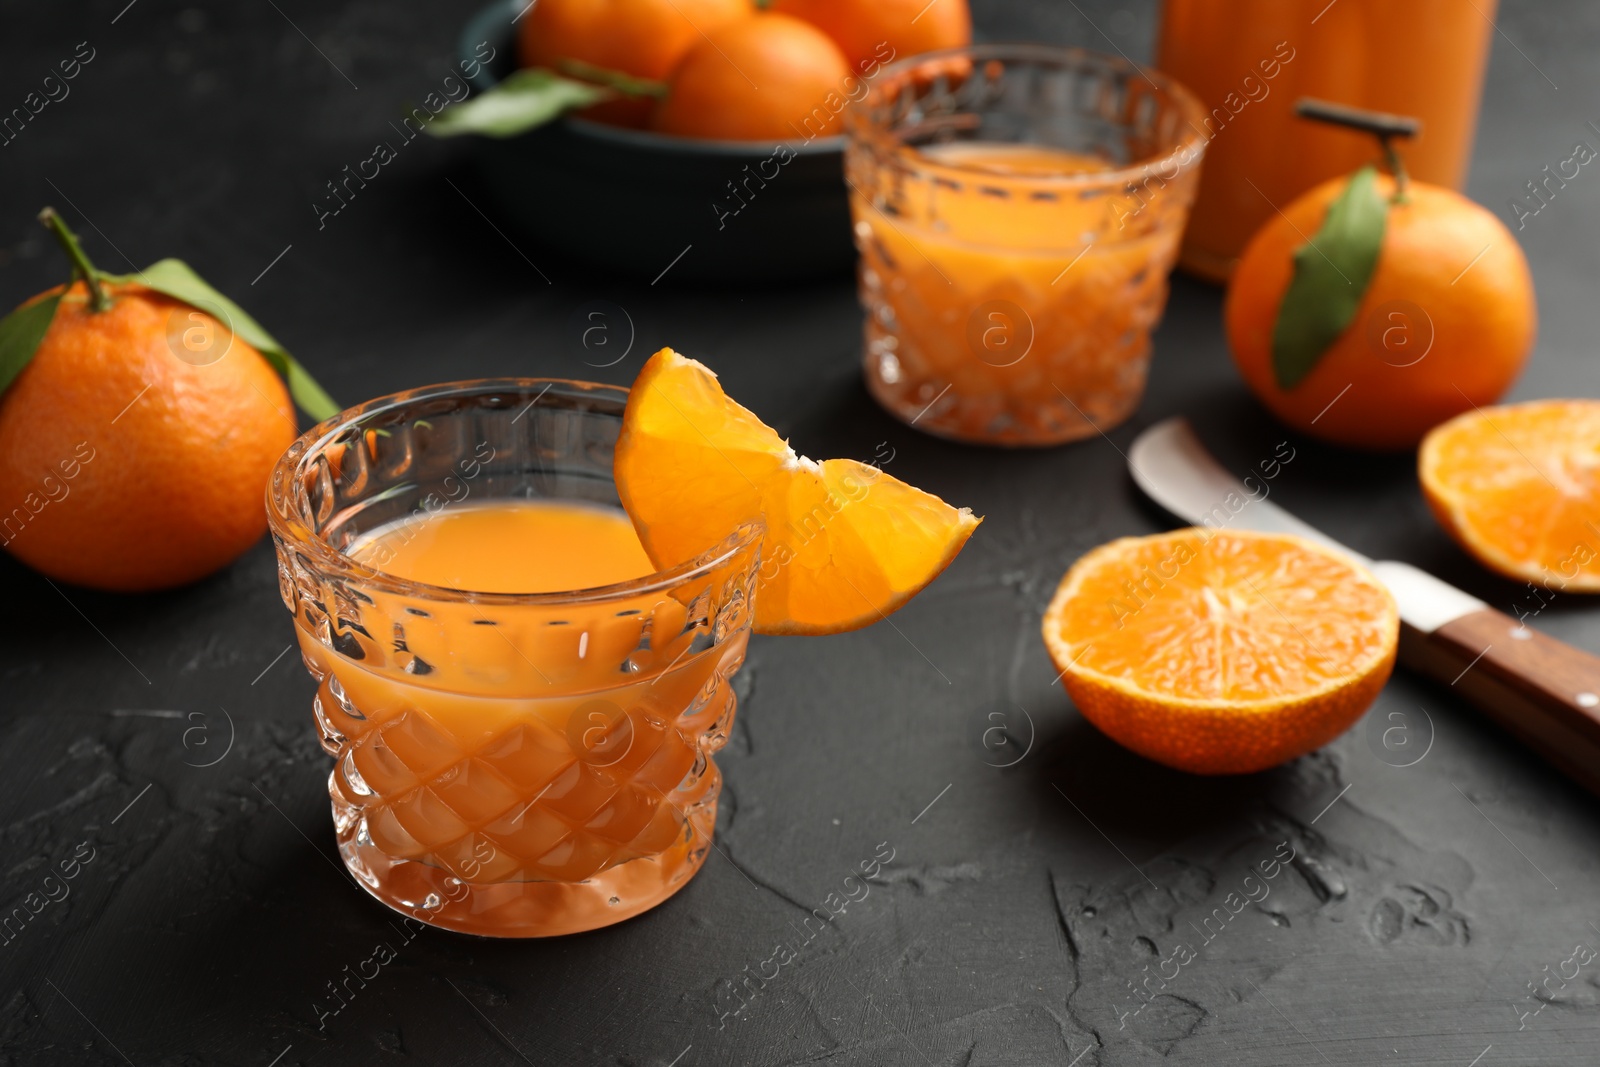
267;379;761;937
846;45;1207;446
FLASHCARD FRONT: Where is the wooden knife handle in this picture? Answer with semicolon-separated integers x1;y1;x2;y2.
1399;607;1600;797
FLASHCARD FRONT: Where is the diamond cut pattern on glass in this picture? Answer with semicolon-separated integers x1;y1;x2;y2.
320;670;730;884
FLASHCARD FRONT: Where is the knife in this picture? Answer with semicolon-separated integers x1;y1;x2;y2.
1128;416;1600;797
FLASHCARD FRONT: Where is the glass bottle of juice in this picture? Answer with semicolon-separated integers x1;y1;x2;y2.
1157;0;1498;281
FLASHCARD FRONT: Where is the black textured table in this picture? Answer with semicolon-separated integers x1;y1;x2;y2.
4;2;1600;1064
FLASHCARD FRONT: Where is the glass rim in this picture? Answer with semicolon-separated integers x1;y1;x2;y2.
267;377;766;608
849;42;1209;190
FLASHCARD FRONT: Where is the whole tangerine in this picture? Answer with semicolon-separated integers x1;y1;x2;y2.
0;229;299;591
772;0;970;76
652;13;852;141
1225;174;1536;450
519;0;753;127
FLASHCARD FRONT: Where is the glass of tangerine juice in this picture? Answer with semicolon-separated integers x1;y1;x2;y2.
846;45;1207;446
267;380;761;937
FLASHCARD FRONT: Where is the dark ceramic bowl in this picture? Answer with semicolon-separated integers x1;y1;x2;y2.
456;0;855;285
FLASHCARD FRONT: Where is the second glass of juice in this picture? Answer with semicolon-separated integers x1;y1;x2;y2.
845;45;1207;446
267;380;761;937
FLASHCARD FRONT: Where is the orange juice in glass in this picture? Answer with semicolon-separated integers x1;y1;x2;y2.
845;45;1206;446
267;380;761;937
1157;0;1497;280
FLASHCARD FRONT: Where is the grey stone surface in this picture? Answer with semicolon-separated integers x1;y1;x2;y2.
1;0;1598;1064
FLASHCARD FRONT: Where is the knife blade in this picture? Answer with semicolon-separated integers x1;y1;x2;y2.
1128;416;1600;796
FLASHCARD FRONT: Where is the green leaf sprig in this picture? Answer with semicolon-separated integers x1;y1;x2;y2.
0;293;63;397
0;208;340;421
427;64;665;140
1270;165;1388;390
1270;99;1422;390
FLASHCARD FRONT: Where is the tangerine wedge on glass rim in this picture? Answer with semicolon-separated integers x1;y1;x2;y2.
614;348;980;634
1420;399;1600;590
1042;529;1399;774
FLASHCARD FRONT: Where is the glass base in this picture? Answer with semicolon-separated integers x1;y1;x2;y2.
334;786;717;937
863;346;1144;448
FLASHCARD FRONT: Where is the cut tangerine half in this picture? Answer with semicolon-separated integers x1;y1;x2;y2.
614;348;980;635
1041;529;1398;774
1420;400;1600;591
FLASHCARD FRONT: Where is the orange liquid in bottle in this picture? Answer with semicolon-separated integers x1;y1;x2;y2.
300;500;742;937
1157;0;1497;280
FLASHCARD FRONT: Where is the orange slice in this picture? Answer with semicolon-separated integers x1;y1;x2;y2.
615;348;980;635
1420;400;1600;591
1041;529;1398;774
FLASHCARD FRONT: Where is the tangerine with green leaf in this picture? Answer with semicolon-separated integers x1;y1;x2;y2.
1225;110;1535;451
0;209;338;592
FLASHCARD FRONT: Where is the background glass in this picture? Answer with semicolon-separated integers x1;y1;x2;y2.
846;44;1206;447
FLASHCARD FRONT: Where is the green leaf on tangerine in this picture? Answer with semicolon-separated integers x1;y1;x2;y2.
427;69;613;139
109;258;340;422
1271;165;1388;390
0;293;62;396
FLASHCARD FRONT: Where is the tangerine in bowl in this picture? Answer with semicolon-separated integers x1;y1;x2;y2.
452;0;856;284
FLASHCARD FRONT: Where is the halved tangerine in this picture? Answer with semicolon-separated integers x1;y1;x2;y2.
1420;399;1600;591
1041;528;1398;774
614;348;980;634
